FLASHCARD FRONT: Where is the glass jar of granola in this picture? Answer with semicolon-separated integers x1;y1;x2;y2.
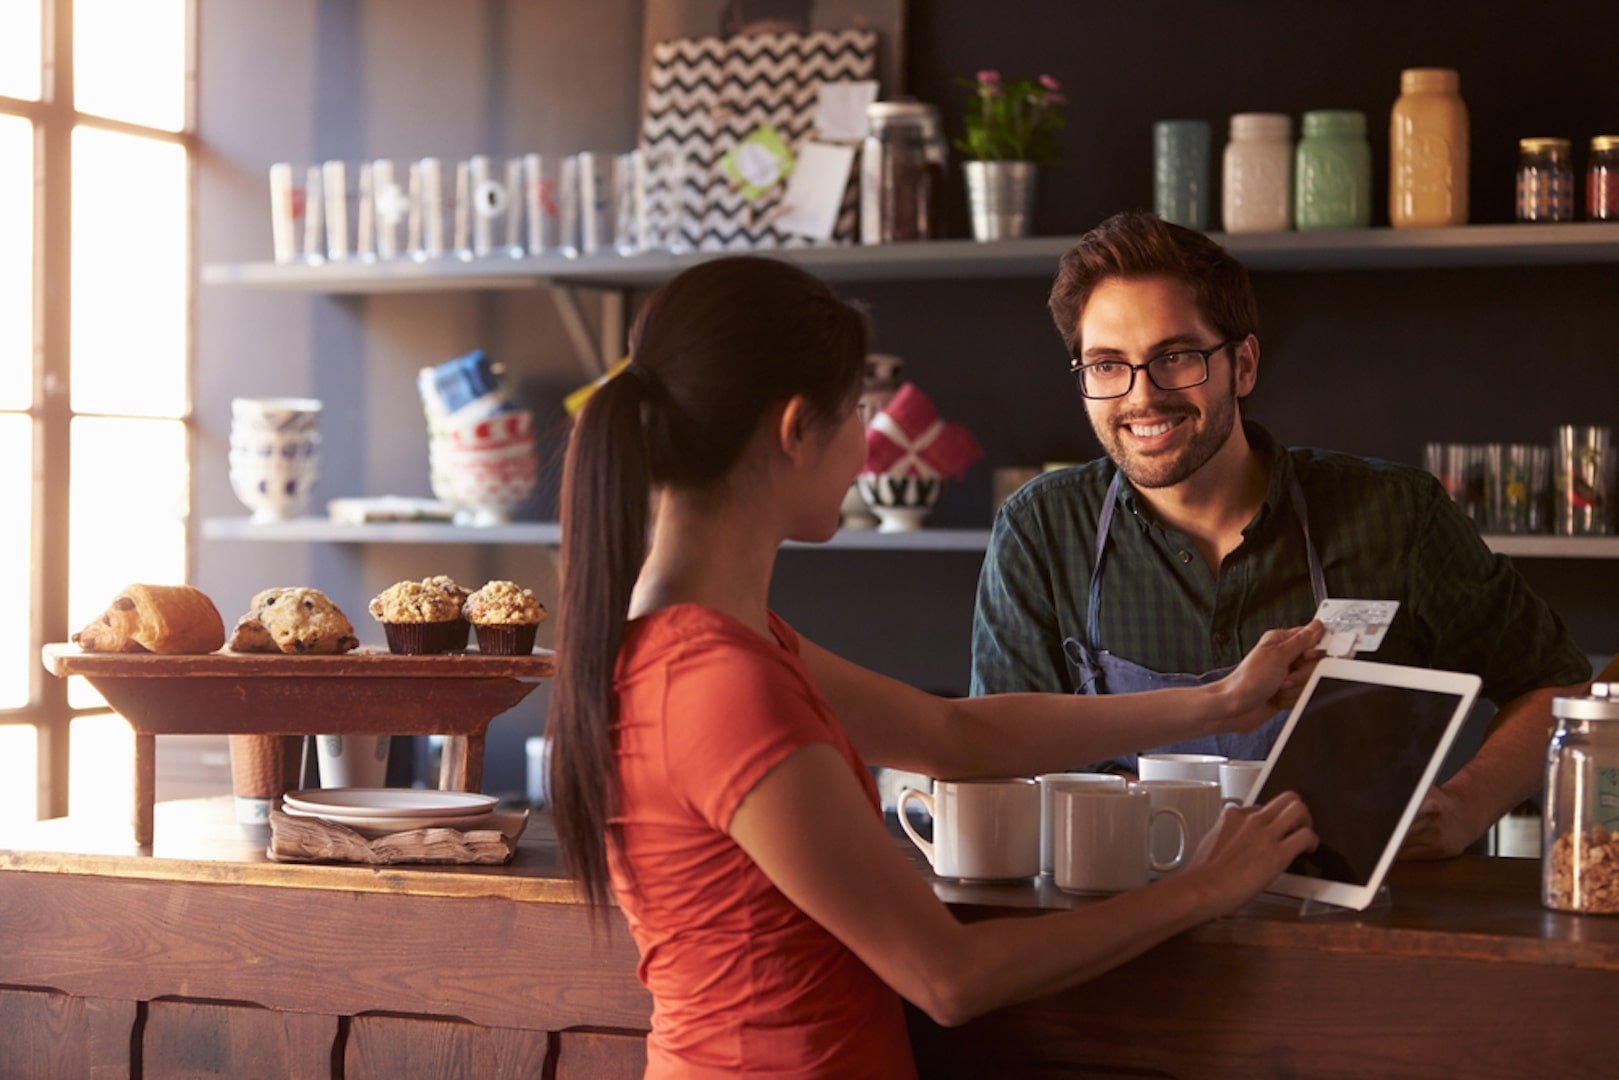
1544;685;1619;914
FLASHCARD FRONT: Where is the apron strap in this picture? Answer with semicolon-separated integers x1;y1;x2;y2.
1085;471;1125;654
1287;472;1329;607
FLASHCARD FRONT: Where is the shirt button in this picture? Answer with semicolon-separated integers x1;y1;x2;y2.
1213;630;1230;647
1178;549;1193;563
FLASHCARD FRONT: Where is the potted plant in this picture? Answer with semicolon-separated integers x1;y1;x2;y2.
955;70;1066;241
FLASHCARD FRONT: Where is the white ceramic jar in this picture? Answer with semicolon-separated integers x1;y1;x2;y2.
1222;113;1293;234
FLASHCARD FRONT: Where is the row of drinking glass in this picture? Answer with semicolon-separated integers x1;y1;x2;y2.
1424;425;1613;536
268;151;687;265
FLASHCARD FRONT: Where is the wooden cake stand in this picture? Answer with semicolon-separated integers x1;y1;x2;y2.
42;644;555;847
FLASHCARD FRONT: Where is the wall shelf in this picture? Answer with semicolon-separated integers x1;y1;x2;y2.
202;517;989;551
200;222;1619;295
200;517;1619;558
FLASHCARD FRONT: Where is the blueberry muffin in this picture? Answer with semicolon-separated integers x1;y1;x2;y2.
461;580;548;655
228;587;359;655
368;579;462;654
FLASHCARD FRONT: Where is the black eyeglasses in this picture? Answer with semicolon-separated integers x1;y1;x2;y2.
1069;340;1236;400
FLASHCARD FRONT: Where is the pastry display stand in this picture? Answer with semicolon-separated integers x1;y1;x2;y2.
41;644;555;847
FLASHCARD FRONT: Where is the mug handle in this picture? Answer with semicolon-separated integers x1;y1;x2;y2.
1222;795;1244;809
1148;806;1188;873
896;788;936;869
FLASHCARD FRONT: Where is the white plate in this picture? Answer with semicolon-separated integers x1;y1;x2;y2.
282;787;497;818
280;803;496;837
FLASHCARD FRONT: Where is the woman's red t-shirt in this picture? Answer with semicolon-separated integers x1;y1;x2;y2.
609;604;915;1078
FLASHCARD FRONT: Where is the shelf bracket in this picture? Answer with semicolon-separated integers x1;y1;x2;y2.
547;284;628;377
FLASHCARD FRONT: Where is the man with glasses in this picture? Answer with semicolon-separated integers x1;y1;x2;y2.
971;211;1589;859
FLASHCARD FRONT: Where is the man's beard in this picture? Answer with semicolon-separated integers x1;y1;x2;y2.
1090;376;1239;490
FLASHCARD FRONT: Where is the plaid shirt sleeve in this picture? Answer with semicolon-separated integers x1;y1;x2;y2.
971;499;1075;696
1407;478;1591;703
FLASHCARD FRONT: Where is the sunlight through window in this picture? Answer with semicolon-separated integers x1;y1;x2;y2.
74;0;186;131
71;127;188;418
0;417;30;711
0;0;42;102
0;725;38;824
67;417;187;710
0;114;30;410
69;712;132;819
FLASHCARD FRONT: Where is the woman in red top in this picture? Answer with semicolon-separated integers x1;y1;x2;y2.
549;257;1321;1077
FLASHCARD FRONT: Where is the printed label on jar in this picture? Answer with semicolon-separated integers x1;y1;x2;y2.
1600;766;1619;830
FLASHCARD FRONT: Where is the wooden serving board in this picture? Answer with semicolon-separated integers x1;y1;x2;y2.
43;643;555;680
39;643;556;847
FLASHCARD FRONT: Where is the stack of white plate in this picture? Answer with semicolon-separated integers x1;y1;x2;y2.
281;788;498;838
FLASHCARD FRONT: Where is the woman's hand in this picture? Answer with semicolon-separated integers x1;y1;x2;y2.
1210;622;1325;733
1184;792;1319;915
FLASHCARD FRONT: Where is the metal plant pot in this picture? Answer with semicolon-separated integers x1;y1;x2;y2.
964;160;1038;241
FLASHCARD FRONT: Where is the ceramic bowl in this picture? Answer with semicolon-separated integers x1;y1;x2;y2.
230;462;319;522
231;397;322;434
857;472;943;533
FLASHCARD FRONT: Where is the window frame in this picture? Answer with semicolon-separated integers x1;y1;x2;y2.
1;0;198;819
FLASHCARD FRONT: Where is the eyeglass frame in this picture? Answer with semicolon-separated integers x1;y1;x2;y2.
1068;339;1239;400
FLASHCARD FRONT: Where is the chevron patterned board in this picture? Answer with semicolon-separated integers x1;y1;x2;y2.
642;28;878;251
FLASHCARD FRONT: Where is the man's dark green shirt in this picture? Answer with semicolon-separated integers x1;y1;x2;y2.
971;423;1590;704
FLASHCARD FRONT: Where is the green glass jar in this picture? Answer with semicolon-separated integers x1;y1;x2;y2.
1295;110;1372;230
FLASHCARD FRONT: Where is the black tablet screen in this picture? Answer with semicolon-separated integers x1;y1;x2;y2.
1256;677;1464;885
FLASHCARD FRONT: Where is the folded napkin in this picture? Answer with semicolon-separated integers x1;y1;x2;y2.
266;808;528;865
864;383;984;480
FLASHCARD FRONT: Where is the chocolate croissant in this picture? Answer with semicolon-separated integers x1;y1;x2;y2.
73;583;226;654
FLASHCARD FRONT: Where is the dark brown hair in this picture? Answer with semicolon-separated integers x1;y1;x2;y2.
1048;211;1259;353
549;256;869;907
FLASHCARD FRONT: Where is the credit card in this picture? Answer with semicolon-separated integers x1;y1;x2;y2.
1312;599;1401;656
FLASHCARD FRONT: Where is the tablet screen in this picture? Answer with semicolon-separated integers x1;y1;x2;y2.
1255;676;1467;886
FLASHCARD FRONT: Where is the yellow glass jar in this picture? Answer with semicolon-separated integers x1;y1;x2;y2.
1389;68;1469;228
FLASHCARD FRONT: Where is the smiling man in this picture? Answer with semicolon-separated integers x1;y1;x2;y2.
970;211;1590;859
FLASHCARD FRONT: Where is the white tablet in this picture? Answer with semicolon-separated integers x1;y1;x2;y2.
1246;657;1483;911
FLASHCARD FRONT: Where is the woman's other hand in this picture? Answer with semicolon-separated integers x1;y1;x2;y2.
1213;621;1325;733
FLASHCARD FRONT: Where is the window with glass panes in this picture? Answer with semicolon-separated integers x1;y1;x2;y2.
0;0;194;825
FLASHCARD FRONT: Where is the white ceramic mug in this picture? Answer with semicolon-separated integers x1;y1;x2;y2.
1053;786;1187;894
1037;772;1126;875
1220;760;1267;806
1133;779;1224;873
317;734;391;788
1137;752;1227;784
897;778;1040;882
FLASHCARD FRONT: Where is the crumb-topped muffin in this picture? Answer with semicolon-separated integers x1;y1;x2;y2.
462;580;548;655
424;574;472;649
369;579;463;654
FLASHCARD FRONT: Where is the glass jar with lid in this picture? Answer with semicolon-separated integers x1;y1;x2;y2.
1544;683;1619;914
1516;138;1574;222
1588;135;1619;221
860;101;947;244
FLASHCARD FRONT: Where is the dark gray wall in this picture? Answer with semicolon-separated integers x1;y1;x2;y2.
197;1;1619;796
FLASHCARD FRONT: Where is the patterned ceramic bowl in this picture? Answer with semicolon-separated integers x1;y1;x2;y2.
857;472;943;533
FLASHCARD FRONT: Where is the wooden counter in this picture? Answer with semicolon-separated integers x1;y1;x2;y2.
1;798;1613;1078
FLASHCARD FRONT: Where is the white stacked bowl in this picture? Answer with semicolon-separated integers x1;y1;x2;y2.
438;410;537;525
229;398;322;522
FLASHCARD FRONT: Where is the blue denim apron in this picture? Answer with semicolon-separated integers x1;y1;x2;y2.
1063;470;1327;772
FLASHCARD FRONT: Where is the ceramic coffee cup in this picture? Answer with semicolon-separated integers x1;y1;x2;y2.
1053;785;1187;894
1037;772;1126;875
1133;779;1224;873
897;778;1040;882
1220;760;1267;806
1137;752;1227;784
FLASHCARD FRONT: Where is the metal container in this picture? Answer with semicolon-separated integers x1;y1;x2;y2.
1544;685;1619;913
964;160;1037;241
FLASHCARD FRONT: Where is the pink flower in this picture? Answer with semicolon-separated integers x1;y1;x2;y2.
1043;90;1067;107
1039;74;1062;92
977;69;1001;85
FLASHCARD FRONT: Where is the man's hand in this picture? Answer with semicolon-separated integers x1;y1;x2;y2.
1398;784;1477;860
